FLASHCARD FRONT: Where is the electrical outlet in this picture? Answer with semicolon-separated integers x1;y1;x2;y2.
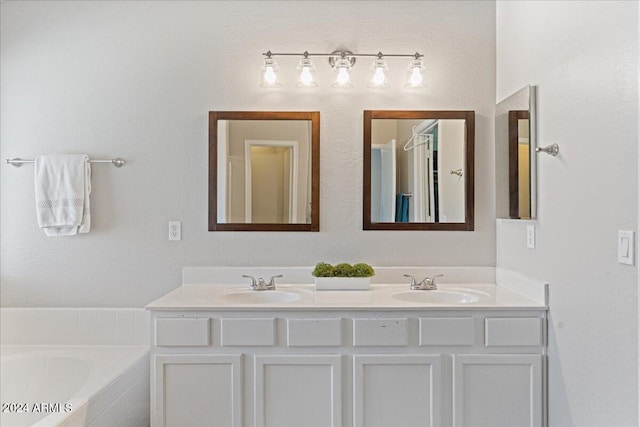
526;225;535;249
169;221;182;241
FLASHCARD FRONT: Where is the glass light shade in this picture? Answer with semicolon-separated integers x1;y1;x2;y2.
367;58;389;88
295;58;317;88
404;58;425;88
260;57;281;87
330;58;353;88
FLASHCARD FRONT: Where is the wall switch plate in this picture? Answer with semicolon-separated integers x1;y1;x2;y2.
169;221;182;241
618;230;635;265
526;225;535;249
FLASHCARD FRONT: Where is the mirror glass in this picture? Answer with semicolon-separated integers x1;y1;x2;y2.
495;85;537;219
363;111;475;231
209;112;319;231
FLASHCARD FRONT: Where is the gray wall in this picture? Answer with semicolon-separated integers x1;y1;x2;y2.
1;1;496;307
496;1;638;425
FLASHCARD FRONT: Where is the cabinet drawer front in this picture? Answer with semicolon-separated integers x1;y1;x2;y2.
221;318;276;346
287;318;342;347
485;317;542;346
155;317;210;347
353;318;408;346
419;317;475;346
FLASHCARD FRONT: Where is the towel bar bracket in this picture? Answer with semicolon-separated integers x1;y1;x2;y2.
5;158;24;167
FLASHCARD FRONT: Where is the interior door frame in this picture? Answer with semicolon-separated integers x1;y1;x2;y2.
244;139;299;223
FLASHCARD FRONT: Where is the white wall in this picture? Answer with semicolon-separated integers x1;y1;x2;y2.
496;1;638;426
0;1;496;307
438;119;465;222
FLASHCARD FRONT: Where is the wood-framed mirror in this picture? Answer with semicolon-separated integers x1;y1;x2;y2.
209;111;320;231
495;85;537;219
363;110;475;231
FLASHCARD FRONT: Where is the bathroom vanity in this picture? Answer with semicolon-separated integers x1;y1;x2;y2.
146;271;547;427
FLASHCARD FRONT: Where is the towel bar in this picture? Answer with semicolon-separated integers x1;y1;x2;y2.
5;158;126;168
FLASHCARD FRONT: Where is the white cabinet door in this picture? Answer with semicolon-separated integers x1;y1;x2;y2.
453;354;542;427
153;354;242;427
353;354;442;427
254;355;342;427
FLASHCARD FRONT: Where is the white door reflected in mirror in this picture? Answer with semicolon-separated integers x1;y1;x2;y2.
370;118;466;224
364;110;475;231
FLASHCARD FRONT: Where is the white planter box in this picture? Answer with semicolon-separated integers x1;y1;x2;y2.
314;277;371;291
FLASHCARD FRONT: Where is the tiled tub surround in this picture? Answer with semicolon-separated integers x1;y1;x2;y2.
0;309;150;427
0;308;150;346
148;267;548;426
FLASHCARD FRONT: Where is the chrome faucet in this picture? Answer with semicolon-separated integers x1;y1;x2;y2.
243;274;283;291
404;274;444;290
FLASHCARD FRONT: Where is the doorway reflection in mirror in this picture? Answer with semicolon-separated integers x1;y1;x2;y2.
209;111;319;232
217;120;312;225
370;118;466;224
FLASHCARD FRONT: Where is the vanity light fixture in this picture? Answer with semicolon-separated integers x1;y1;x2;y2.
260;49;424;89
329;50;354;88
405;55;425;89
260;52;281;88
367;54;389;88
296;52;317;88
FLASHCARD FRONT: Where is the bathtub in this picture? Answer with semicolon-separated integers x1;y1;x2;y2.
0;346;149;427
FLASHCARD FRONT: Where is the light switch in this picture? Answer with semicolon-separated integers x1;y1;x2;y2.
618;230;635;265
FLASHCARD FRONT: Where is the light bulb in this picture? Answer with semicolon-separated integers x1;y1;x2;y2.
337;68;349;85
264;67;277;85
372;68;386;85
409;68;422;86
260;57;281;88
296;57;317;87
367;58;389;88
330;57;352;88
300;67;313;84
404;58;425;89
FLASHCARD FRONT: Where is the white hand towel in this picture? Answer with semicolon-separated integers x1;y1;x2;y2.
35;154;91;236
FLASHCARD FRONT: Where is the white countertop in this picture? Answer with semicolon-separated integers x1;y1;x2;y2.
145;283;547;311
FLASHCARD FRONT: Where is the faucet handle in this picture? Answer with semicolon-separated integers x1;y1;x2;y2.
430;274;444;283
264;274;282;291
403;274;418;288
425;274;444;288
267;274;283;289
242;275;257;289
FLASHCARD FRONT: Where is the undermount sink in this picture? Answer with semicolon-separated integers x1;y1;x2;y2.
392;289;489;304
217;289;302;304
